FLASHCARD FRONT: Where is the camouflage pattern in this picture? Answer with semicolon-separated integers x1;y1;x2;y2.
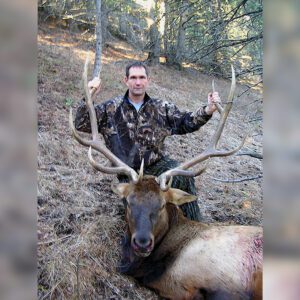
75;90;211;169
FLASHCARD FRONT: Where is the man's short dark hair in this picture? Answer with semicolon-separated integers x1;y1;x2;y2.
125;61;149;78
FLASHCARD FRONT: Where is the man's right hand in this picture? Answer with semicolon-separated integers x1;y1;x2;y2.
205;91;221;115
88;77;101;97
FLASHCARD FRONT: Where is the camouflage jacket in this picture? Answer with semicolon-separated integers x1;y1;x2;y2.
75;90;212;169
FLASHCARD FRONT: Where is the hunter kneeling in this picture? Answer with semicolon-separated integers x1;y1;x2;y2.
75;61;222;221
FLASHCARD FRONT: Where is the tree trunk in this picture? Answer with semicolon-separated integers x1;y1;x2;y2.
93;0;102;78
164;1;177;66
163;0;169;60
101;1;108;44
175;15;184;67
208;0;223;75
147;0;161;65
175;0;188;67
119;15;127;38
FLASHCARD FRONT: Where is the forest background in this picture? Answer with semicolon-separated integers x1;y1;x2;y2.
38;0;263;86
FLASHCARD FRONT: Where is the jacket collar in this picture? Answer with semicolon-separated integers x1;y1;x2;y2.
123;90;151;105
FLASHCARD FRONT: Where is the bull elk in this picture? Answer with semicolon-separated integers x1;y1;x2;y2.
69;60;263;300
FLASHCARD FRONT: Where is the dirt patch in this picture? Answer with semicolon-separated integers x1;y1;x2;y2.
38;23;262;299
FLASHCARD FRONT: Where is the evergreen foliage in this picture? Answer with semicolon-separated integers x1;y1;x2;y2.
38;0;262;82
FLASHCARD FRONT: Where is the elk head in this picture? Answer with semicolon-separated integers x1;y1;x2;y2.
69;57;244;257
112;176;197;257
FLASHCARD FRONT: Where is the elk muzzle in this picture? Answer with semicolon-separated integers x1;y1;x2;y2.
131;232;154;257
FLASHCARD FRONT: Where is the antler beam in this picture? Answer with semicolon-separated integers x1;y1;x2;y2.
157;66;246;191
69;56;139;183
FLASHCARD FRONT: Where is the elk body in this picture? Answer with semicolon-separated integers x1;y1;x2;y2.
70;60;263;300
114;176;262;300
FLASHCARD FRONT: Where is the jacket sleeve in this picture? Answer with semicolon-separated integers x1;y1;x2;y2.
164;102;212;135
74;98;106;133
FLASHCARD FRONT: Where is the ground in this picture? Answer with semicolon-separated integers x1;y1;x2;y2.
38;23;262;299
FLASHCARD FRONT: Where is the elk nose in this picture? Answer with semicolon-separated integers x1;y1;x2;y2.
133;236;152;250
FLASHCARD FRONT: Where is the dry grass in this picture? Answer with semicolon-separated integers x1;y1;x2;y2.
38;23;262;299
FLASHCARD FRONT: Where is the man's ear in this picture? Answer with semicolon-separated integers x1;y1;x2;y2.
111;183;131;198
165;188;197;206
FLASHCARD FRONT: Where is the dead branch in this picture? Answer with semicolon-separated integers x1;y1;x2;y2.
191;33;263;61
237;151;263;159
212;174;262;183
238;80;263;97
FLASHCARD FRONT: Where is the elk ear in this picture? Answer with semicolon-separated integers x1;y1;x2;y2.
165;188;197;206
111;183;131;198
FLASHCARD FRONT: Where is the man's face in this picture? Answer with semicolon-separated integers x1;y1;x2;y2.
124;67;150;98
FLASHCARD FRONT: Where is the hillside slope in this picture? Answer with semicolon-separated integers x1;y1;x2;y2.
38;24;262;299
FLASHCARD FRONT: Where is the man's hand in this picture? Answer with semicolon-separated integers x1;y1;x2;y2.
205;92;221;115
88;77;101;97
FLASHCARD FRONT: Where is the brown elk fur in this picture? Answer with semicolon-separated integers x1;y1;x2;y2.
113;176;263;300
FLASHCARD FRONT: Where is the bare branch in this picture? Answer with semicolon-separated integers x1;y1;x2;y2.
238;80;263;97
237;151;263;159
190;33;263;61
212;174;262;183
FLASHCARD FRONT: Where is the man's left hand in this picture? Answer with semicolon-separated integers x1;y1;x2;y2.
205;92;221;115
88;77;101;97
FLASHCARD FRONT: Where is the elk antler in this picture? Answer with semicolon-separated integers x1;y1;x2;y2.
69;56;139;183
157;65;246;191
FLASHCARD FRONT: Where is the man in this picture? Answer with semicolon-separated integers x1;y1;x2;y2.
75;61;221;221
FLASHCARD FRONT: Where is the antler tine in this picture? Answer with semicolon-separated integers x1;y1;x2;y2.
209;65;236;149
158;65;245;190
69;56;139;183
138;159;144;181
158;166;207;191
83;55;98;142
87;147;138;176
